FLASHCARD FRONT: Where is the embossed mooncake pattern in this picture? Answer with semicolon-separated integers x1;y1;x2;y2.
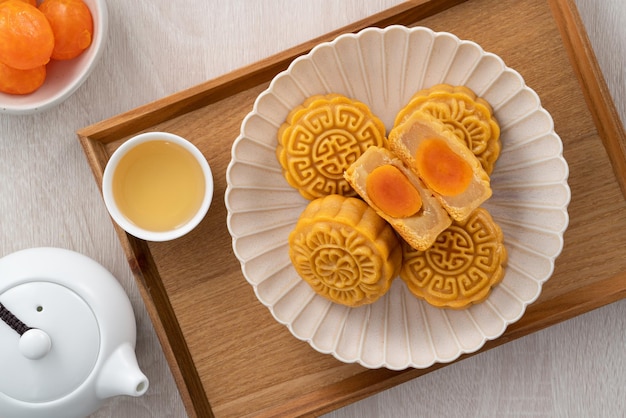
277;94;386;200
394;84;501;174
400;208;507;309
289;195;402;307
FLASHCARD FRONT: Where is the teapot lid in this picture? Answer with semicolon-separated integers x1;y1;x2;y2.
0;281;100;403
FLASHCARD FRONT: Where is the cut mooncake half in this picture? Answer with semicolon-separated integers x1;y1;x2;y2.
394;84;501;175
344;146;451;251
388;112;492;222
277;94;387;200
289;194;402;307
400;207;507;309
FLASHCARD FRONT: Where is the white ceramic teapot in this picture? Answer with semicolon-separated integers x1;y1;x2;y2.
0;247;149;418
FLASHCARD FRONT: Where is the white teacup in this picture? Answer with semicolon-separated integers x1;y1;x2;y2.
102;132;213;241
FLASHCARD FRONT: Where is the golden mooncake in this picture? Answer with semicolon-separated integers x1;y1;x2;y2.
277;94;386;200
388;112;492;222
394;84;501;174
289;194;402;307
344;146;451;251
400;208;507;309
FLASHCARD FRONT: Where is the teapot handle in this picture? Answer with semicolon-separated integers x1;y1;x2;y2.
0;302;32;336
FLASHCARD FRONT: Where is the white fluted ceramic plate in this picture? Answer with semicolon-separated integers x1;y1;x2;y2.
225;26;570;370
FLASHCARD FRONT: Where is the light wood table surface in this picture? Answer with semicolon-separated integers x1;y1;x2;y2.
1;1;623;417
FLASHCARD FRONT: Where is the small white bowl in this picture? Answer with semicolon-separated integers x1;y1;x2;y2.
102;132;214;242
0;0;108;115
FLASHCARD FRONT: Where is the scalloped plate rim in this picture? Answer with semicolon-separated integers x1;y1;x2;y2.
225;25;571;370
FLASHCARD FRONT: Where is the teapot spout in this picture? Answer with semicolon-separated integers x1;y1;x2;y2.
95;342;149;399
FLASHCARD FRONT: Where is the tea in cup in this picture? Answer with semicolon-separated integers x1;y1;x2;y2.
102;132;213;241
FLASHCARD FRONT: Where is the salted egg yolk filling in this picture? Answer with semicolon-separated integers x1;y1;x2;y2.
366;164;423;218
415;138;472;197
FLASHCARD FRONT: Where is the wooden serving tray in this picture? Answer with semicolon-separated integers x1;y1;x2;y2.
78;0;626;417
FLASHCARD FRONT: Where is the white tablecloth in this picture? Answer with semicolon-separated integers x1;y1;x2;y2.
0;1;623;417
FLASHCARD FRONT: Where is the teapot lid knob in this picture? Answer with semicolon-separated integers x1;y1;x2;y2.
19;329;51;360
0;302;51;360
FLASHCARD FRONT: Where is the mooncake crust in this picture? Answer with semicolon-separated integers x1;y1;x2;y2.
394;84;501;175
400;207;507;309
289;194;402;307
277;94;387;200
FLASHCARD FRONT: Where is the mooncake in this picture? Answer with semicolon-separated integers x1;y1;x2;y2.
400;208;507;309
394;84;501;174
289;194;402;307
344;146;451;251
277;94;386;200
388;112;492;222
